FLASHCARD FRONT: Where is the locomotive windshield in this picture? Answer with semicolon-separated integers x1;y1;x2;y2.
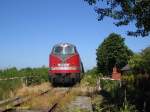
53;45;75;55
53;46;63;55
65;46;75;54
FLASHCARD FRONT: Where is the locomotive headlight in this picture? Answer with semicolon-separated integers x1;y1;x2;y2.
58;63;69;67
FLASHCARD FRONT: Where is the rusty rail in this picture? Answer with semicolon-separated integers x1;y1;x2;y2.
0;88;52;112
48;87;72;112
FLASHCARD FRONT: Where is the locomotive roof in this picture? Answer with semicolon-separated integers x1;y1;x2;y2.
53;43;75;47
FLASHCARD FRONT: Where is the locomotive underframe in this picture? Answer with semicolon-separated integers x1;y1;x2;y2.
49;73;81;85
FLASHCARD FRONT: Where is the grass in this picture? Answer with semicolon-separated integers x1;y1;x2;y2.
0;74;100;111
15;82;51;96
0;79;23;100
0;66;49;100
0;82;52;110
0;75;49;101
17;84;86;111
21;86;79;111
67;107;91;112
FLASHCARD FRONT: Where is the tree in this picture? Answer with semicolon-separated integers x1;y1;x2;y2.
96;33;133;75
85;0;150;37
142;46;150;74
128;53;144;74
86;67;99;75
128;46;150;74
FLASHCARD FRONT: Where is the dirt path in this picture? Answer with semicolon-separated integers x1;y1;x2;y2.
68;96;93;112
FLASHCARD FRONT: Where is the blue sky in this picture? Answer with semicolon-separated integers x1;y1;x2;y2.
0;0;150;70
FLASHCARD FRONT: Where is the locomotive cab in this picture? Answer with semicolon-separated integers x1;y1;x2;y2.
49;43;84;85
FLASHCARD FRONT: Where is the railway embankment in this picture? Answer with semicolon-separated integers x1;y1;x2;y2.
0;73;106;112
0;81;101;112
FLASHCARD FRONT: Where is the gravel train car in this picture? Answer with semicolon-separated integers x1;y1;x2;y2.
49;43;84;85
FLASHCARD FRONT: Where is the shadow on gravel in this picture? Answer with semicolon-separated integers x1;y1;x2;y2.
52;83;76;87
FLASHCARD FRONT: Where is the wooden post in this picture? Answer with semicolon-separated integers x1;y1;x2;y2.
96;77;101;92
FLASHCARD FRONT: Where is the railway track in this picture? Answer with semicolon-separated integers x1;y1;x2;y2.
0;86;73;112
48;87;72;112
0;88;52;112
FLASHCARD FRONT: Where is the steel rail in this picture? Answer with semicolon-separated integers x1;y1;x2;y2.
48;87;72;112
0;88;52;112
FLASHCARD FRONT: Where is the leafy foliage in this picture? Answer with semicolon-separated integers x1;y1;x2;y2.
96;78;139;112
128;53;144;74
82;67;100;86
86;67;99;76
121;74;150;112
142;46;150;74
129;46;150;74
0;66;48;80
100;80;121;100
96;33;133;75
85;0;150;37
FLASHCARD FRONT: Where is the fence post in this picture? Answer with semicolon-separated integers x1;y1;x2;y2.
96;77;101;92
21;77;25;87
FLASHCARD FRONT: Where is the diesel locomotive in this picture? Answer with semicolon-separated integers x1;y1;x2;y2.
49;43;84;85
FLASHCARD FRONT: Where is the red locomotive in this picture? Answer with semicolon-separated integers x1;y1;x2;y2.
49;43;84;85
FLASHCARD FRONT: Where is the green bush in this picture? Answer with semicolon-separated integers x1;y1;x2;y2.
0;66;49;100
100;80;121;98
25;75;49;86
81;67;102;86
